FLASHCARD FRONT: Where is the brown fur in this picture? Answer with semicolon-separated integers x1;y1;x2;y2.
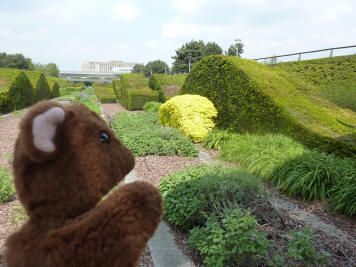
4;101;163;267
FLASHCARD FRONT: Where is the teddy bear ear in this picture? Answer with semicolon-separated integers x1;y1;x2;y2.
32;106;65;153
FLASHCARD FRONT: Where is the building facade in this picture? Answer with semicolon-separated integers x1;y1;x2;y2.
81;60;139;74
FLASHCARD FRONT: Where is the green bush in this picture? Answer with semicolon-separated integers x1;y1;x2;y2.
158;165;260;229
93;83;116;103
159;94;217;142
51;81;60;98
149;74;187;102
143;101;162;112
0;166;15;203
276;55;356;112
116;74;159;110
0;88;11;113
110;112;198;157
7;72;34;110
181;55;356;156
34;73;51;101
189;207;273;267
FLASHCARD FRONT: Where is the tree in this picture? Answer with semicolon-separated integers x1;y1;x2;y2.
204;42;223;57
172;40;206;74
26;58;35;70
132;64;145;74
8;72;34;110
225;42;244;57
35;73;51;101
144;60;169;77
45;63;59;77
0;53;29;69
51;81;60;98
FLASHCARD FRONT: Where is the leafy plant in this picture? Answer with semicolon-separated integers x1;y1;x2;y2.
5;152;12;165
0;166;15;203
284;228;330;266
189;207;273;267
159;165;260;229
110;112;198;157
202;129;238;150
10;205;28;225
143;101;162;112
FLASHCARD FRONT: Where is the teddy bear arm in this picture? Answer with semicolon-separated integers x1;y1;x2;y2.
38;181;162;266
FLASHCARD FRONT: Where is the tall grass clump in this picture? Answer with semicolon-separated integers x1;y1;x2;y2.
202;129;238;150
110;112;198;157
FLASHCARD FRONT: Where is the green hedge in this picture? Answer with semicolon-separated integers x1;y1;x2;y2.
51;81;60;98
181;55;356;156
34;73;51;102
93;83;116;103
276;55;356;112
116;74;159;110
149;74;187;102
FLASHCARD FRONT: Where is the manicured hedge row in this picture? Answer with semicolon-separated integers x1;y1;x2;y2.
276;55;356;112
0;71;59;114
181;55;356;156
276;55;356;86
114;74;159;110
149;74;187;101
93;83;116;103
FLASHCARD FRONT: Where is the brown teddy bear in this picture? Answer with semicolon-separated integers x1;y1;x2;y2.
4;101;163;267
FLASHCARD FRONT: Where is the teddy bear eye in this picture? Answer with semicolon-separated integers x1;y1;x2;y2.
99;132;110;144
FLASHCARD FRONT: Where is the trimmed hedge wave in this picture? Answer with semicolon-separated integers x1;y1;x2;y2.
181;55;356;156
114;74;159;110
149;74;187;101
276;55;356;112
93;83;116;103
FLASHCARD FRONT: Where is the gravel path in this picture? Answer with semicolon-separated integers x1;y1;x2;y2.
0;115;22;167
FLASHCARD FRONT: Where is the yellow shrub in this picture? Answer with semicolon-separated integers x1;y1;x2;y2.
158;94;218;142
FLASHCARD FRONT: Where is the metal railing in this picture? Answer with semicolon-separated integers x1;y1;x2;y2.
253;45;356;63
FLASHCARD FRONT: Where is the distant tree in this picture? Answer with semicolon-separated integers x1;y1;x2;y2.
132;64;145;74
225;42;244;57
144;60;169;77
34;63;46;72
0;53;29;69
45;63;59;77
26;58;35;70
204;42;223;57
172;40;206;74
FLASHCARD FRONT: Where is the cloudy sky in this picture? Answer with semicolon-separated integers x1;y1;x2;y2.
1;0;356;71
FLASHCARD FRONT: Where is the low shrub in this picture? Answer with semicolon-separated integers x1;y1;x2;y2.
189;207;273;267
158;165;260;229
0;166;15;203
159;94;217;142
110;112;198;157
143;101;161;112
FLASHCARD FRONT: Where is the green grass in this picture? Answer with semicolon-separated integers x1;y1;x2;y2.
110;112;198;157
202;129;356;215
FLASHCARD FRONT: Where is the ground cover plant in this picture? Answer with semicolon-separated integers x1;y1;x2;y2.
110;112;198;157
159;94;217;142
203;129;356;216
0;166;15;203
181;55;356;156
159;164;331;266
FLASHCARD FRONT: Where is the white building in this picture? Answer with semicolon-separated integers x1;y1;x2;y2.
81;60;140;74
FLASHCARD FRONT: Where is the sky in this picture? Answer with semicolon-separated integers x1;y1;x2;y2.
1;0;356;71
